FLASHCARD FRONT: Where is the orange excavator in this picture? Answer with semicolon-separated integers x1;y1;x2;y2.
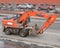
2;10;56;37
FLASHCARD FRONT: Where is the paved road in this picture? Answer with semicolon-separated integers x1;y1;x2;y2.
0;16;60;48
0;40;21;48
0;40;55;48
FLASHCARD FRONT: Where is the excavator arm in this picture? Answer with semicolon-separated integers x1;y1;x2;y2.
38;14;56;34
18;10;56;34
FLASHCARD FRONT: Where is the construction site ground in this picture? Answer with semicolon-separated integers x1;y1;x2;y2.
0;10;60;48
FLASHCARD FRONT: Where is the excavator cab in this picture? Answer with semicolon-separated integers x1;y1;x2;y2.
3;14;20;20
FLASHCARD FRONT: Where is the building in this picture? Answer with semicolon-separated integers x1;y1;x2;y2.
0;0;60;5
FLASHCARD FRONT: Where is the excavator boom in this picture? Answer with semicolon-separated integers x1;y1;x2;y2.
18;10;56;34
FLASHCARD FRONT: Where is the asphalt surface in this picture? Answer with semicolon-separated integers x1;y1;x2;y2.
0;40;21;48
0;15;60;48
0;40;55;48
